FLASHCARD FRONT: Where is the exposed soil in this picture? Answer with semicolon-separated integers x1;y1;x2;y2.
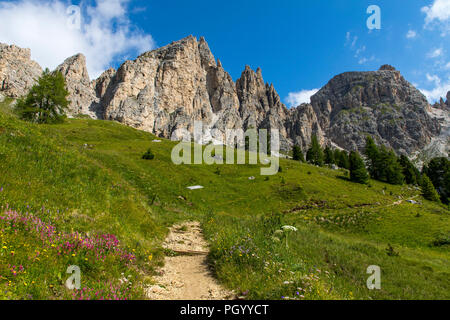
146;221;234;300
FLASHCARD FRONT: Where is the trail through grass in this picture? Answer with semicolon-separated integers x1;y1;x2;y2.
1;98;448;300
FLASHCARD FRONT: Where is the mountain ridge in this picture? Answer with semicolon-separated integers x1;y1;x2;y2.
0;36;448;159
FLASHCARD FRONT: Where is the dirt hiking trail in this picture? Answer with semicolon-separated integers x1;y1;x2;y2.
146;221;234;300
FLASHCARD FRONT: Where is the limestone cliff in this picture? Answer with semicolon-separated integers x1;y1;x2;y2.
0;39;446;159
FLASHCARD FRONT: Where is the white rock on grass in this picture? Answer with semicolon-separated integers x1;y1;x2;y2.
187;186;204;190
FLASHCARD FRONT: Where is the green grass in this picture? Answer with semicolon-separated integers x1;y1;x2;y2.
0;98;449;300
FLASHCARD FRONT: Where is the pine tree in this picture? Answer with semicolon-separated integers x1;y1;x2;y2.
306;135;324;166
349;151;369;184
16;68;70;124
384;149;405;185
364;136;380;179
292;145;305;162
375;146;404;185
423;157;450;204
324;146;335;165
336;150;350;169
421;174;440;202
399;155;420;185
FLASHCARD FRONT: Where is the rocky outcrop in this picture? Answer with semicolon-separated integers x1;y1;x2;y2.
100;36;214;138
55;54;99;118
447;91;450;109
235;65;291;148
0;38;445;158
286;104;324;150
93;68;116;100
0;43;42;97
309;66;440;154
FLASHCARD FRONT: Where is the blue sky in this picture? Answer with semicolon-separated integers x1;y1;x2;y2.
1;0;449;105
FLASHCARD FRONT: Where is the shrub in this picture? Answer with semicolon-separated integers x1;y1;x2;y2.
142;148;155;160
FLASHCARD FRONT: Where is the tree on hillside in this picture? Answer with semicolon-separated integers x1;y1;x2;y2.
306;135;324;166
292;145;305;162
384;149;405;185
364;136;380;179
374;146;404;185
421;174;441;202
399;155;420;185
335;150;350;170
349;151;369;184
423;157;450;204
324;146;335;165
16;68;70;124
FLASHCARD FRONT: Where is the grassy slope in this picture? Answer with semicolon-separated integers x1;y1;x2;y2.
0;99;449;300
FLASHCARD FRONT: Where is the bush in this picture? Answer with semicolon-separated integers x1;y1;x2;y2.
142;148;155;160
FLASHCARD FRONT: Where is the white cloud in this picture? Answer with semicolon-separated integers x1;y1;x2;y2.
358;55;375;65
286;89;319;107
422;0;450;24
427;48;444;58
406;30;417;39
445;62;450;69
420;73;450;102
0;0;155;79
345;31;358;48
420;81;450;102
426;73;441;85
355;46;366;57
422;0;450;35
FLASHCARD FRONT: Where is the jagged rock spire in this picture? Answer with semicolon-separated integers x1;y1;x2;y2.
55;53;98;118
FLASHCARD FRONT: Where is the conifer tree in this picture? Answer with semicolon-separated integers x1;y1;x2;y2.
16;68;69;124
399;155;420;185
324;146;335;165
364;136;380;179
336;150;350;169
349;151;369;184
421;174;441;202
292;145;305;162
306;135;324;166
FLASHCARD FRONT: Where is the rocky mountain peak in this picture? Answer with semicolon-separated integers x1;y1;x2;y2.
55;53;98;118
311;66;439;153
0;39;446;159
56;53;90;84
0;43;42;97
198;36;216;69
379;64;397;71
